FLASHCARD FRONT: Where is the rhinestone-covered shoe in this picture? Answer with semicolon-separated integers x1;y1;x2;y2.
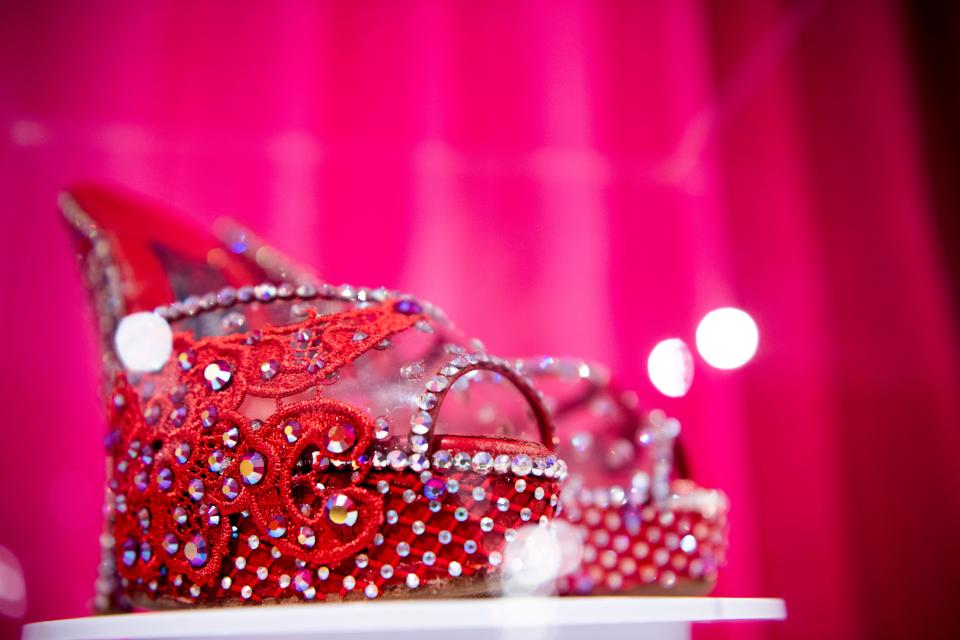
516;357;728;596
62;186;566;609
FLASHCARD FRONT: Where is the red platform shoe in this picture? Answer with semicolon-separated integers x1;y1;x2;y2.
515;357;728;596
61;186;566;610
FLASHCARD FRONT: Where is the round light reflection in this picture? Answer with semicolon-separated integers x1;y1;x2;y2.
696;307;759;370
647;338;694;398
115;312;173;372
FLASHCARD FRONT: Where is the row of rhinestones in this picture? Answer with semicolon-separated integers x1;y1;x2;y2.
370;447;568;482
153;280;447;325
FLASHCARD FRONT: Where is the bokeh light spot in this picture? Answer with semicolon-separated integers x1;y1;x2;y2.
647;338;694;398
696;307;759;370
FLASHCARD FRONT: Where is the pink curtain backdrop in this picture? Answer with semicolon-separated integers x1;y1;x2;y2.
2;1;959;639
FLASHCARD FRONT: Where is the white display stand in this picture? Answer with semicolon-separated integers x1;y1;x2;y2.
23;597;785;640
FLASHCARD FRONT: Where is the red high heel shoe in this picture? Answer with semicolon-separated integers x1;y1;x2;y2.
62;186;566;610
515;357;728;596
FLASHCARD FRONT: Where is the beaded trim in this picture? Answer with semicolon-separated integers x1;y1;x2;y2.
153;281;449;328
371;448;568;482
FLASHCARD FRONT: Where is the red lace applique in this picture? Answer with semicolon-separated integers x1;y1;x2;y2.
107;303;419;587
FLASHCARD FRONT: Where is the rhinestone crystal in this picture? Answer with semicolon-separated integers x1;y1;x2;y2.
200;406;218;428
268;514;287;538
260;360;280;380
174;442;191;464
297;526;316;548
222;477;240;500
176;350;196;371
374;417;390;440
423;477;446;500
394;299;422;315
208;450;227;473
203;360;234;391
281;420;302;443
157;468;173;490
187;479;204;501
222;427;239;449
239;452;266;485
325;494;359;527
322;423;356;454
184;535;208;567
162;533;179;555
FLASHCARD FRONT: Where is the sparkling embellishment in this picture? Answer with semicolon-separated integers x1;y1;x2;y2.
239;452;266;485
222;427;239;449
121;539;137;567
406;573;420;589
173;506;188;525
162;533;179;555
400;362;424;379
260;360;280;380
394;299;422;315
397;542;410;557
177;350;196;371
374;417;390;440
418;393;437;410
294;570;312;592
169;406;187;427
387;450;408;470
511;455;533;475
281;420;302;443
432;450;452;469
184;535;208;567
472;452;493;474
423;551;436;566
424;477;446;500
448;561;462;577
202;504;220;526
208;450;227;473
203;360;234;391
222;477;240;500
411;412;433;434
322;423;357;454
426;376;449;392
187;478;205;501
157;468;173;490
201;406;218;428
297;526;316;548
325;494;359;527
174;442;191;464
453;452;471;471
268;514;287;538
